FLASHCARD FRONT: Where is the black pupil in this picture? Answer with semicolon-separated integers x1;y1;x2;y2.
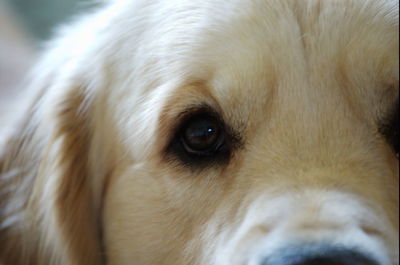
183;117;219;151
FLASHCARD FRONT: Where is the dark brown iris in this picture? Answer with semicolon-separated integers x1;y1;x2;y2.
182;116;220;152
166;108;237;167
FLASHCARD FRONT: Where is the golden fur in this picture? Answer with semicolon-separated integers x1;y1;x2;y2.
0;0;398;264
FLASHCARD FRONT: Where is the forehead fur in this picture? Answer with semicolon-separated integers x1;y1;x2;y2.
119;0;398;113
133;0;398;77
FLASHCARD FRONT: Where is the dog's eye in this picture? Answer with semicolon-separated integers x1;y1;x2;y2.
166;109;237;168
380;101;399;156
181;115;221;154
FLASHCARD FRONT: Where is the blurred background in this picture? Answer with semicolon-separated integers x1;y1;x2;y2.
2;0;96;43
0;0;98;140
0;0;96;141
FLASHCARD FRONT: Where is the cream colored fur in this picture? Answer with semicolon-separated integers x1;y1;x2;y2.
0;0;398;265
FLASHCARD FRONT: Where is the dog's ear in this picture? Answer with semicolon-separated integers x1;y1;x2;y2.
46;85;104;265
0;82;104;265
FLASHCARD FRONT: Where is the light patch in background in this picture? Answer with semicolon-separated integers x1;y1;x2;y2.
0;2;36;147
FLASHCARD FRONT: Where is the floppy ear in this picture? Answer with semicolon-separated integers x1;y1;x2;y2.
0;82;104;265
46;85;104;265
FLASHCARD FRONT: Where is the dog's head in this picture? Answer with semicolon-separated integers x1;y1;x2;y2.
0;0;398;265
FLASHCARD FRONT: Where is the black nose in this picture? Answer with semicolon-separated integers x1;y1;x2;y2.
288;255;377;265
261;246;380;265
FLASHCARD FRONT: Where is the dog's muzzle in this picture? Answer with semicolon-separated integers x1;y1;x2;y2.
211;191;397;265
260;245;379;265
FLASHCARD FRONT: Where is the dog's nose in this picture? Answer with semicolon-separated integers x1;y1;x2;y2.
261;246;380;265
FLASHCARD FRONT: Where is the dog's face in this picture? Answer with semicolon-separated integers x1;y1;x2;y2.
0;0;398;265
99;1;398;264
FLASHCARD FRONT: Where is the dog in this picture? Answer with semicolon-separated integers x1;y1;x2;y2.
0;0;398;264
